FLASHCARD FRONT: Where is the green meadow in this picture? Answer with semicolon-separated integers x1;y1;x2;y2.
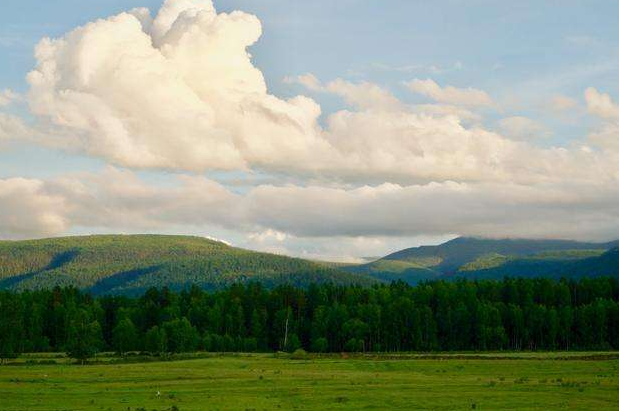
1;353;618;411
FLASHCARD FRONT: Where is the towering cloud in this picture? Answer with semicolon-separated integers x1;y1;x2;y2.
25;0;607;186
27;0;330;172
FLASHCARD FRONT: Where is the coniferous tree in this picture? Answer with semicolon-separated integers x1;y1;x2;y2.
0;294;22;363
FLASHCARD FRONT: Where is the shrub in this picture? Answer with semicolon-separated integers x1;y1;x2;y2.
284;334;301;353
290;348;308;360
344;338;362;352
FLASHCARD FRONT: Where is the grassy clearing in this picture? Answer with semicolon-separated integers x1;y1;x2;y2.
1;353;618;411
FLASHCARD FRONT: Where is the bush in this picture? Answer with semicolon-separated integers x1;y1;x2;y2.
290;348;308;360
344;338;362;352
285;334;301;353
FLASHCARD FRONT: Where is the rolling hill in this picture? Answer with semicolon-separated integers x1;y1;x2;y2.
1;235;618;294
343;237;619;284
0;235;374;295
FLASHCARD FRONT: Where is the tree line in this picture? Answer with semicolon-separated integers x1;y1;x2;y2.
1;277;619;362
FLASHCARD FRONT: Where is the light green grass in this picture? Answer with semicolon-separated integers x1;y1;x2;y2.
1;353;618;411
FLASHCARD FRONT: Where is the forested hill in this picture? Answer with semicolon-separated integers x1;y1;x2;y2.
0;235;374;295
2;235;618;295
343;237;619;284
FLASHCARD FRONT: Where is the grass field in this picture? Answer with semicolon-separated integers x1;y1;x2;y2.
1;353;618;411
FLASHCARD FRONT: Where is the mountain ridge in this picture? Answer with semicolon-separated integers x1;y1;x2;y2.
0;234;375;295
1;234;618;294
343;236;619;284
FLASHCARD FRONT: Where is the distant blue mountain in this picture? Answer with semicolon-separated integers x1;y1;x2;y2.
343;237;619;284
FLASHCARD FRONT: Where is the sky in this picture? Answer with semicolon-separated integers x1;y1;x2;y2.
1;0;619;261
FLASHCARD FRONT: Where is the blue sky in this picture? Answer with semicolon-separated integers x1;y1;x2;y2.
1;0;619;260
3;1;619;106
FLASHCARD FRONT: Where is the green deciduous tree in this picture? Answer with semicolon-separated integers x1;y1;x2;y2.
163;317;199;353
144;326;167;355
112;317;138;355
66;309;103;364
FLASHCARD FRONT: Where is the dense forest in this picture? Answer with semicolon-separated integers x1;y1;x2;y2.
1;277;619;361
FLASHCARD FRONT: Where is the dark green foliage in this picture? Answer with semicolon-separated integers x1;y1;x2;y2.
144;326;167;355
0;293;22;362
112;317;138;355
163;317;199;353
311;337;328;353
243;337;258;352
0;235;374;294
1;278;618;357
65;309;103;363
285;334;301;353
344;338;363;352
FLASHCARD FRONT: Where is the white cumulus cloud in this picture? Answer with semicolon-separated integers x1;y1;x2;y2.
27;0;332;173
585;87;619;152
0;89;20;107
23;0;573;186
586;87;619;121
498;116;550;141
405;78;494;107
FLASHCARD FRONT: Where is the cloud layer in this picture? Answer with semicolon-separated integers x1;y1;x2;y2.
0;177;66;239
3;167;618;243
0;0;618;259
